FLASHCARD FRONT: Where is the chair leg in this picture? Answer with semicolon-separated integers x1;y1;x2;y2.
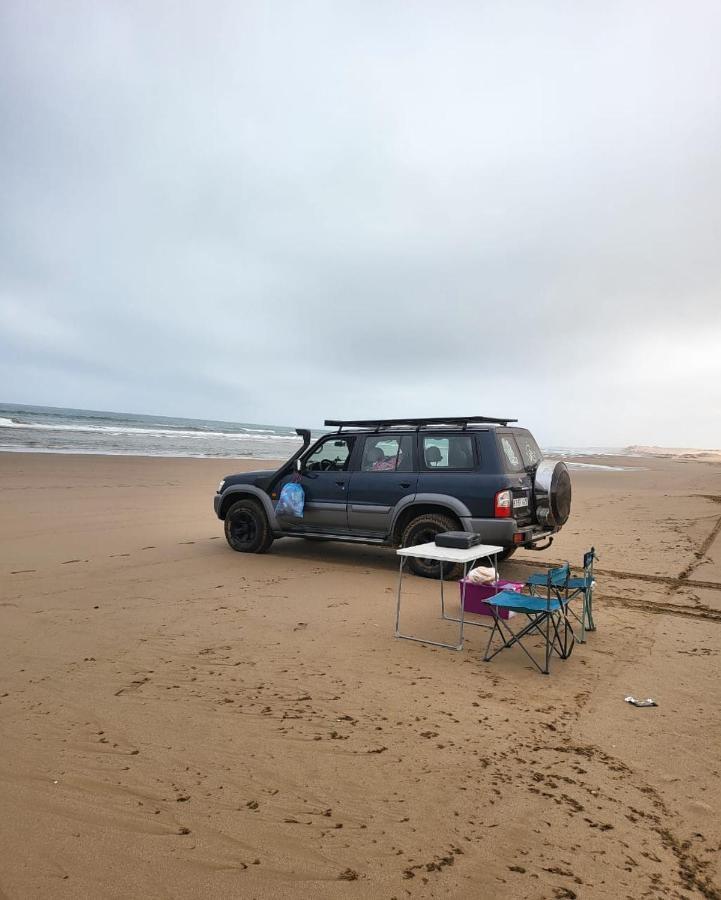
484;612;550;675
549;611;564;657
585;584;596;632
551;610;575;659
484;614;523;662
483;613;502;662
579;590;587;643
564;601;585;644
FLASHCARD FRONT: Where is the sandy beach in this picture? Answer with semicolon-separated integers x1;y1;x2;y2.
1;451;720;899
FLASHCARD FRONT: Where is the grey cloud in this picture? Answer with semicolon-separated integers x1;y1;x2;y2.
1;0;721;446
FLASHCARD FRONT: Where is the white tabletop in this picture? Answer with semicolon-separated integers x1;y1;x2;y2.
397;542;503;563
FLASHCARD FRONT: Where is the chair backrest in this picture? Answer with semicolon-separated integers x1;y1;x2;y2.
547;562;570;586
545;563;570;601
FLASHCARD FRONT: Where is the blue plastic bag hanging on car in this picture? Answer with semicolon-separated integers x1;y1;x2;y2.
275;481;305;518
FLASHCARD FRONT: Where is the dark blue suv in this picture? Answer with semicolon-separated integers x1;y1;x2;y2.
213;416;571;578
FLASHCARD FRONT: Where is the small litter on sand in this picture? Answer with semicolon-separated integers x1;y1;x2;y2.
624;696;658;707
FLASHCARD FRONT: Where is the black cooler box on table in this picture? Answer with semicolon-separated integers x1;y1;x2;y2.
434;531;482;550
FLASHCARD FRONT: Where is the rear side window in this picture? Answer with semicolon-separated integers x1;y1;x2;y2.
499;435;524;472
361;434;414;472
515;432;543;467
422;434;474;470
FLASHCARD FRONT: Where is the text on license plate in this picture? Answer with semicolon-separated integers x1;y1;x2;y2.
513;497;529;508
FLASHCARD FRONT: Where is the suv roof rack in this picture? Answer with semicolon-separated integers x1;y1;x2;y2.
324;415;517;432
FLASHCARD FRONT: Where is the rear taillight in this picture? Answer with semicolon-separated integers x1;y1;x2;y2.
494;489;512;518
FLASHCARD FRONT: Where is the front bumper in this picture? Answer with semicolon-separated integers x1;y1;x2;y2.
213;494;222;518
462;517;556;548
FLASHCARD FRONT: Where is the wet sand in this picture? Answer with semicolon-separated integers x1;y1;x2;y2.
1;451;720;899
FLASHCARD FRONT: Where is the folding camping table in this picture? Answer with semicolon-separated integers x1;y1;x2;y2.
394;542;504;651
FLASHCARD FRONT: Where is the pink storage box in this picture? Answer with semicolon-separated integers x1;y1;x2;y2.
459;579;524;619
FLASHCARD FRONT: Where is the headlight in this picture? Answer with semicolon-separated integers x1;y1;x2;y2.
217;479;226;493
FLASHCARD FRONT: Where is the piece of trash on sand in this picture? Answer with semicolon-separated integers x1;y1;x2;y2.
625;696;658;707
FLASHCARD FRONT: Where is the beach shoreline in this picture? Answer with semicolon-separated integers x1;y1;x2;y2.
1;451;720;897
5;400;719;465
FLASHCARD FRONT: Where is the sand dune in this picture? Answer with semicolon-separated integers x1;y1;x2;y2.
627;444;721;461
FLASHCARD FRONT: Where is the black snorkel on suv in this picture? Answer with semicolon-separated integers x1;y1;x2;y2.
268;428;312;493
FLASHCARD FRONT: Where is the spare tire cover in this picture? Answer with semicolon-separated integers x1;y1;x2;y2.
533;459;572;527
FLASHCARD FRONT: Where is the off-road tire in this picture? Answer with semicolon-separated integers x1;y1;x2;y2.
401;512;463;579
224;499;274;554
534;460;572;527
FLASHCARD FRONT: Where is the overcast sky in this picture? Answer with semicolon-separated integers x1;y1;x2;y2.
1;1;720;447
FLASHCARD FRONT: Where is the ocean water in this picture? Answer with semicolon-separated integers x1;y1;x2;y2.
0;403;314;460
0;403;637;467
543;447;641;470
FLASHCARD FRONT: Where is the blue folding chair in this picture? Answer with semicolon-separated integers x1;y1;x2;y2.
526;548;598;643
483;563;574;675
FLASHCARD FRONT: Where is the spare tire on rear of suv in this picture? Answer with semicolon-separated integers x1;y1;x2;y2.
533;460;572;527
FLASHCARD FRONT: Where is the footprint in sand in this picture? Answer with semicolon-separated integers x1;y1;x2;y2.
141;546;156;550
11;569;36;574
61;559;85;565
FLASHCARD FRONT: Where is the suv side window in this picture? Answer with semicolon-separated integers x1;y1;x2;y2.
499;434;523;472
304;437;354;472
422;434;474;470
361;434;414;472
514;431;543;468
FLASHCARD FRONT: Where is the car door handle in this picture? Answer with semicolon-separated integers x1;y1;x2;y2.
336;481;345;488
399;482;411;488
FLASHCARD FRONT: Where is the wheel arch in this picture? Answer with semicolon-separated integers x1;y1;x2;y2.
219;487;279;530
390;496;470;545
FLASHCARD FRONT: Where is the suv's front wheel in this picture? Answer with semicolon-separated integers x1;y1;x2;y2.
401;513;463;579
224;499;274;553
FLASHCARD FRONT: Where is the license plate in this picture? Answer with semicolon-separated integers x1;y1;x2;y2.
513;497;529;508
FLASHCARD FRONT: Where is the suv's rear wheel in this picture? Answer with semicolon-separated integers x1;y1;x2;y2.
224;499;274;553
401;513;463;579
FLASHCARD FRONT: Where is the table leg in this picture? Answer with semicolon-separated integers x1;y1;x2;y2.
440;561;445;619
436;551;497;636
457;561;469;649
394;556;406;636
394;549;500;649
396;556;468;650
